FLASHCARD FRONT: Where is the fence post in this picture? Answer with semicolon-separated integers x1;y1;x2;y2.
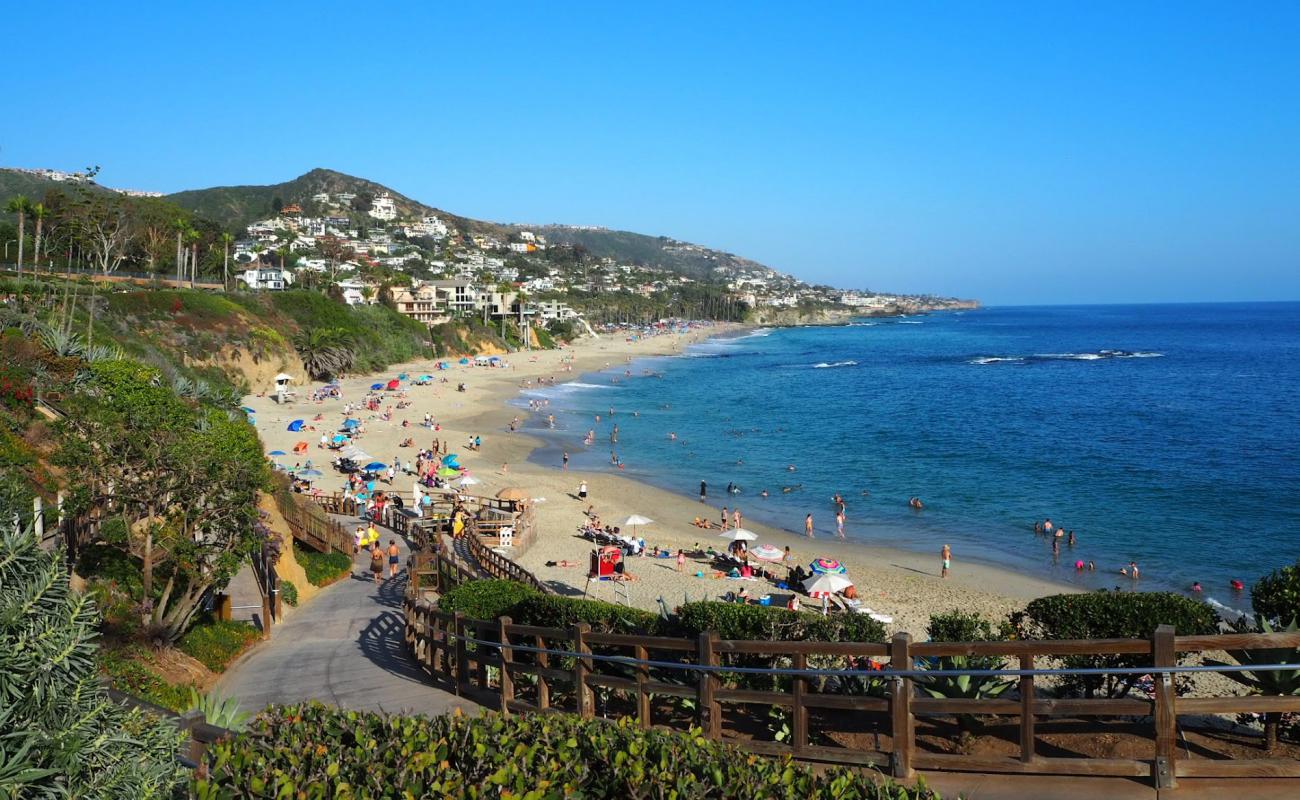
177;708;206;769
889;632;914;779
32;496;43;542
499;616;514;714
431;611;444;674
635;643;651;729
1019;654;1035;763
697;632;721;740
1153;624;1177;789
536;633;551;710
454;612;468;696
791;651;809;756
260;592;272;640
572;623;594;719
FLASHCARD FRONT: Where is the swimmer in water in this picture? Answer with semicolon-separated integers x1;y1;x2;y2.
787;464;797;472
909;497;924;510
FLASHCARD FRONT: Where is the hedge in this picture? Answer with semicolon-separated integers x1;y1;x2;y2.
279;579;299;607
195;703;942;799
1253;561;1300;627
1010;591;1220;698
673;601;886;643
178;620;261;673
293;543;354;587
438;579;541;621
510;594;664;635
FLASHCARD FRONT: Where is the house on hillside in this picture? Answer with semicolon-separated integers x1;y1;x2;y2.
369;192;398;221
391;284;447;326
240;267;294;290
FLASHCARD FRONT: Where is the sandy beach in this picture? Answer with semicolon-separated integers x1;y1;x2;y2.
246;325;1075;635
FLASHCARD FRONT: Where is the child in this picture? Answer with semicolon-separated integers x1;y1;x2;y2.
941;544;951;578
676;549;686;572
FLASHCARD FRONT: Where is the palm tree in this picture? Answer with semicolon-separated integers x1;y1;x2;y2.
185;228;201;288
173;217;188;285
219;232;234;290
29;202;47;273
5;195;30;277
293;328;357;380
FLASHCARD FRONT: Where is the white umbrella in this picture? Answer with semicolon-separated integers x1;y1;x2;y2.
457;475;482;486
749;543;784;562
717;528;758;542
803;572;854;597
619;514;654;540
273;373;294;383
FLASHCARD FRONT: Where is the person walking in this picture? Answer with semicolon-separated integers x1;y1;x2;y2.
562;451;569;470
387;539;401;578
836;509;845;539
941;544;952;579
577;480;588;501
804;513;815;538
699;480;707;502
369;543;385;585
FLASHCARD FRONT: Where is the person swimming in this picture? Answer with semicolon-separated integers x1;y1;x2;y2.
909;497;924;510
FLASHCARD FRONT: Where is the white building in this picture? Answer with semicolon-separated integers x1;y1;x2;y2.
240;267;294;290
369;192;398;221
535;300;579;322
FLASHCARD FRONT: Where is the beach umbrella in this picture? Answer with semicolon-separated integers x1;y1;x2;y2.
496;487;530;502
398;373;408;380
299;469;323;478
240;407;256;414
436;467;460;478
750;544;784;562
370;382;384;390
274;373;294;383
419;374;433;381
810;558;846;574
619;514;653;539
440;454;460;466
717;528;758;542
457;475;481;486
458;357;470;365
803;572;854;598
286;420;305;432
386;379;400;390
363;461;388;471
268;450;286;456
332;434;347;443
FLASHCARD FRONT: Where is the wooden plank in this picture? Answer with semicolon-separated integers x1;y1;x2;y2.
1152;624;1177;790
801;694;890;712
1175;759;1300;778
1033;698;1151;716
505;623;569;639
585;632;697;650
535;634;550;711
586;674;638;692
890;632;914;779
643;681;698;699
913;638;1152;657
740;740;795;757
911;753;1151;777
801;745;889;768
634;644;651;730
717;640;889;656
573;623;593;719
791;652;808;757
1179;696;1300;714
505;698;541;715
498;617;514;714
1020;654;1035;763
1176;632;1300;651
715;688;795;706
453;612;468;695
912;698;1020;715
699;632;721;739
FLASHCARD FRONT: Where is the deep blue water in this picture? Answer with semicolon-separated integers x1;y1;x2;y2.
516;304;1300;613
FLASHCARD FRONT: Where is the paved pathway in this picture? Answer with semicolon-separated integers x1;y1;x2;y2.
216;533;476;718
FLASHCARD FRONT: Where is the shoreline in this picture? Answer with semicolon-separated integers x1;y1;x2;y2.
245;323;1076;635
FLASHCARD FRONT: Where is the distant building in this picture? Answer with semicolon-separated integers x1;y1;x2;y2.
240;267;294;290
428;279;477;316
369;192;398;221
535;300;578;322
391;284;446;326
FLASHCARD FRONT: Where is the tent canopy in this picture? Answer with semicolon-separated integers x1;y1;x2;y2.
287;420;305;432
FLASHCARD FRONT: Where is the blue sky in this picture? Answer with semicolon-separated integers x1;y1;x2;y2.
3;2;1298;305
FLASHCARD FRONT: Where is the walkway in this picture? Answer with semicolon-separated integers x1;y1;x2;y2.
216;532;476;718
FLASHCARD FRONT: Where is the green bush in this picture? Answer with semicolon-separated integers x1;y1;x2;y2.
177;619;261;673
510;593;663;635
673;601;886;643
919;611;1014;734
1011;591;1220;698
1;519;184;796
196;702;942;799
99;644;196;712
279;578;299;607
438;578;541;620
1252;561;1300;627
294;542;354;586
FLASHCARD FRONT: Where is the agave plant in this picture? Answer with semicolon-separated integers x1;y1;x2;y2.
186;689;251;732
1206;618;1300;751
83;343;124;363
38;324;85;358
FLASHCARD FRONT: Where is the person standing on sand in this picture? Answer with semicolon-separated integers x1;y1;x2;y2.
720;507;729;531
733;508;742;530
804;514;815;538
941;544;951;578
578;480;588;500
699;480;707;502
836;509;845;539
562;451;569;470
676;549;686;572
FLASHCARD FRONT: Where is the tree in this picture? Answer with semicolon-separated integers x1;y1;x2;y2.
293;328;357;380
57;360;268;642
0;517;184;796
29;201;48;272
185;227;201;287
220;231;234;289
5;194;30;276
77;192;136;274
318;233;351;286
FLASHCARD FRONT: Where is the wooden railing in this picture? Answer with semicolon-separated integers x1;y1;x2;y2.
277;489;354;555
401;596;1300;789
106;686;235;771
462;523;555;596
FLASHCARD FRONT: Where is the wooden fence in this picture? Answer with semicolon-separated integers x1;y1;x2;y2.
277;490;354;555
462;521;554;596
106;686;234;772
402;593;1300;789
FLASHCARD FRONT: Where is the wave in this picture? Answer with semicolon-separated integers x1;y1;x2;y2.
896;320;923;324
1204;596;1250;621
561;382;619;390
813;360;858;369
969;350;1163;365
848;321;878;327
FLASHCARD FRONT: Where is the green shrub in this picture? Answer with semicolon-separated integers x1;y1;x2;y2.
293;542;354;586
177;619;261;673
196;703;942;799
279;578;299;607
510;593;663;635
918;611;1014;734
1;520;184;796
1252;561;1300;627
99;644;196;712
438;578;540;620
1011;591;1220;698
673;601;886;643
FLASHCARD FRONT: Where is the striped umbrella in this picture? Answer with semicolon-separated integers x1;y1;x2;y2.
810;558;846;574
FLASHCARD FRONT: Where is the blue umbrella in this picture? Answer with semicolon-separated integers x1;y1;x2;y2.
363;462;388;471
241;407;257;414
370;383;384;390
268;450;286;456
458;358;470;365
342;419;360;429
287;420;305;432
299;469;323;478
398;373;408;380
418;374;433;381
332;434;347;443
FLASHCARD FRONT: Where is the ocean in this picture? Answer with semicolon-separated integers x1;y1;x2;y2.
516;303;1300;615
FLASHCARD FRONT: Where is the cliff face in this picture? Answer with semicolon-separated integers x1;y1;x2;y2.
748;298;979;326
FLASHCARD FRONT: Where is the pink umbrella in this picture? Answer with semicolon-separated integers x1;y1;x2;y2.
750;544;784;562
810;558;846;574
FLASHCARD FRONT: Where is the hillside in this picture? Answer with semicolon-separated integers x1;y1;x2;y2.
0;169;112;207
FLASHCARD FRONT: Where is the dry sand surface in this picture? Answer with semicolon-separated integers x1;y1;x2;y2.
247;324;1074;636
